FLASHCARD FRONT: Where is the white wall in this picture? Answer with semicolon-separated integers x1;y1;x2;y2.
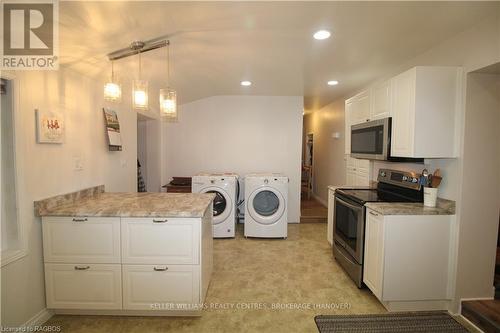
163;95;303;223
455;72;500;303
1;79;19;252
0;68;137;326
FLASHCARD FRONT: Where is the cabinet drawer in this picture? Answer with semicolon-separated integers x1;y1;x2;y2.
45;263;122;309
121;218;200;265
42;217;121;263
122;264;200;310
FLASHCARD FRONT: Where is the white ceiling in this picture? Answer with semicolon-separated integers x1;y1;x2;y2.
59;1;499;110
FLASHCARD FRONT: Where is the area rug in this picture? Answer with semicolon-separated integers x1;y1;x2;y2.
314;311;469;333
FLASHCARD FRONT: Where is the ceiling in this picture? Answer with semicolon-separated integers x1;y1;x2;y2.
59;1;499;110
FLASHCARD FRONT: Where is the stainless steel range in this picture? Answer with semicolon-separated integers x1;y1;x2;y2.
333;169;423;287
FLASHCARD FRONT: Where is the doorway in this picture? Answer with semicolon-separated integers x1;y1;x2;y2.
300;131;327;223
136;114;162;192
458;62;500;331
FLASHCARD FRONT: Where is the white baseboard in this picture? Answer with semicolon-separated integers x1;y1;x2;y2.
457;313;486;333
459;296;495;313
22;308;53;328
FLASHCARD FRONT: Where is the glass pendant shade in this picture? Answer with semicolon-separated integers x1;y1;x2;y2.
159;88;177;119
104;82;121;102
104;61;121;102
133;80;148;110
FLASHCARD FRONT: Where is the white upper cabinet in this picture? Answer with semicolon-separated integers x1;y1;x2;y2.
349;90;371;125
390;66;461;158
344;100;353;154
345;66;460;158
370;80;392;120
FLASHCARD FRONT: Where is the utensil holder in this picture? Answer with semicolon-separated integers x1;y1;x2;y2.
423;187;438;207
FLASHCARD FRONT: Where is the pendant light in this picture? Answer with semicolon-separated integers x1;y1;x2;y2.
103;60;121;102
133;51;148;110
159;41;177;120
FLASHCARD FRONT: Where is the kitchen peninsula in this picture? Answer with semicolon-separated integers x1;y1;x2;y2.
35;185;214;316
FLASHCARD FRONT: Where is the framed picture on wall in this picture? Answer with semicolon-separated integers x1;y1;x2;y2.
35;109;65;144
103;108;122;151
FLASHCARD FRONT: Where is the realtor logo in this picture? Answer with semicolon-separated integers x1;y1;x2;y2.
1;0;59;70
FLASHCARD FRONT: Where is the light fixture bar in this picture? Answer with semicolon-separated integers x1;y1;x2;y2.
107;39;169;61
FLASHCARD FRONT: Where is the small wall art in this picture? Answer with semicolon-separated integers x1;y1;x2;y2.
103;108;122;151
35;109;65;144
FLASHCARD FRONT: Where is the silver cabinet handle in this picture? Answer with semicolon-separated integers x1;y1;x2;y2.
153;266;168;271
153;219;168;223
72;217;88;222
74;265;90;270
369;211;379;217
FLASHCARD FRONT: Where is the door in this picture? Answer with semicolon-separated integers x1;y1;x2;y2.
334;196;365;263
391;69;416;157
199;186;232;225
346;169;356;186
345;101;353;154
247;187;286;225
45;263;122;309
370;80;391;120
363;209;384;300
122;264;200;310
351;91;371;124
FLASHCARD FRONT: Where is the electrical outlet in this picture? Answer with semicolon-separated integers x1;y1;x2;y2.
73;156;84;171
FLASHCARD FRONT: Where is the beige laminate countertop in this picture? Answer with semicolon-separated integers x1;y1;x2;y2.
36;192;215;218
365;200;455;216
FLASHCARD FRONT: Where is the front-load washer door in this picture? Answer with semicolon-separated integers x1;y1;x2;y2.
200;186;232;225
247;187;285;225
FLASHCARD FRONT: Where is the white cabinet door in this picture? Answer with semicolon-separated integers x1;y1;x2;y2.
45;263;122;309
370;81;391;120
390;69;416;157
121;218;200;265
42;217;121;264
355;158;370;173
345;101;353;154
363;209;384;300
122;264;200;310
346;169;356;186
351;91;371;125
354;171;370;187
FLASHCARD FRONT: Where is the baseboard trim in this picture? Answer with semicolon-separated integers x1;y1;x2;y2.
457;313;487;333
22;308;54;328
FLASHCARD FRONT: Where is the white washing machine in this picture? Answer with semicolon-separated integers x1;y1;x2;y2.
244;173;288;238
192;172;239;238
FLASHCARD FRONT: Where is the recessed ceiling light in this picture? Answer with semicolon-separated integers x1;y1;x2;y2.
313;30;331;40
241;80;252;86
327;80;339;86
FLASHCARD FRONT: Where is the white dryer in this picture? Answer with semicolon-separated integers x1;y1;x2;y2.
244;173;288;238
192;173;239;238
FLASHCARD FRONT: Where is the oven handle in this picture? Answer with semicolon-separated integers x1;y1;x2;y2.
335;196;363;212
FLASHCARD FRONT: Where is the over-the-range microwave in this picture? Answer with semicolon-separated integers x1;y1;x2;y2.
350;117;391;161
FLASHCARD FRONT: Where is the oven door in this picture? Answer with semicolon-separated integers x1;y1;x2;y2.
350;118;391;160
334;195;365;264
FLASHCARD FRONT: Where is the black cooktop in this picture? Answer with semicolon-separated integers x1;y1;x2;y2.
335;183;423;205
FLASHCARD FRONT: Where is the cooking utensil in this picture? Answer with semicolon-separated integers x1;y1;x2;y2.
431;176;442;188
420;169;429;186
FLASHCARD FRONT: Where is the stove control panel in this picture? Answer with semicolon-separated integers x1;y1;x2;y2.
377;169;421;190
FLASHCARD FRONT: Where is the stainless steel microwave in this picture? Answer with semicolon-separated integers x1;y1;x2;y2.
350;117;391;160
